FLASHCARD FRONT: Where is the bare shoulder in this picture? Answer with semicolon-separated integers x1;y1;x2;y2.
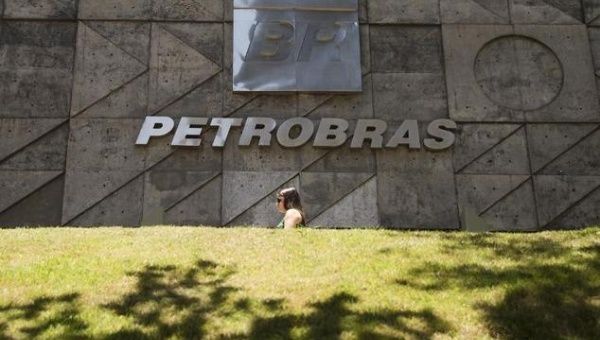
283;209;303;229
285;208;302;220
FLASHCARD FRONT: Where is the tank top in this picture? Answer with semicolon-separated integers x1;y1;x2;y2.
276;211;305;229
276;218;305;229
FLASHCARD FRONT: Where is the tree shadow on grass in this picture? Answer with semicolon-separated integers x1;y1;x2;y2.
480;242;600;340
101;259;242;339
0;293;88;339
397;236;600;339
1;258;454;339
102;259;452;339
246;292;452;339
439;233;567;260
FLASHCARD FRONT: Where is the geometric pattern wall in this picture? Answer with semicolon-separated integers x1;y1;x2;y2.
1;0;599;230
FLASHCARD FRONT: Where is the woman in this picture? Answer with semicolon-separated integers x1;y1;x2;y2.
275;187;306;229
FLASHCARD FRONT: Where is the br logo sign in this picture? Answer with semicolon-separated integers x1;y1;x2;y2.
233;0;362;92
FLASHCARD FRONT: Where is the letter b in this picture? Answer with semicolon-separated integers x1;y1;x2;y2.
245;21;295;62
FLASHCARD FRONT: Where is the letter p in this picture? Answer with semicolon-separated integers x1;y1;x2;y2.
135;116;175;145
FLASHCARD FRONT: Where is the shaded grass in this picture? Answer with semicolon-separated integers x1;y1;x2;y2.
0;227;598;339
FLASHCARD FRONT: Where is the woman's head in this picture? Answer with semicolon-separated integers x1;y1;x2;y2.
276;188;306;222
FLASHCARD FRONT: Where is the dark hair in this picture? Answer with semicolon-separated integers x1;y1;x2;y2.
279;188;307;226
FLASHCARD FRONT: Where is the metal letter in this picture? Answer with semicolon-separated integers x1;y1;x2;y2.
424;119;457;151
298;22;351;62
239;117;277;147
172;117;209;147
313;118;349;147
233;0;362;92
245;21;295;62
135;116;175;145
386;120;421;149
276;118;315;148
351;119;388;149
211;118;243;148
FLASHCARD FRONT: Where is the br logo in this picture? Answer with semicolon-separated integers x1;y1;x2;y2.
244;21;352;63
233;1;362;92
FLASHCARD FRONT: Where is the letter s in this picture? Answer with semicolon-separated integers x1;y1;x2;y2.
424;119;457;151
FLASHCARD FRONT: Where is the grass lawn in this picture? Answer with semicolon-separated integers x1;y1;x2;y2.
0;227;599;339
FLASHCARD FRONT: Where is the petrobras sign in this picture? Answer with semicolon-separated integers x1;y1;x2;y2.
135;117;457;151
233;0;362;92
137;1;457;151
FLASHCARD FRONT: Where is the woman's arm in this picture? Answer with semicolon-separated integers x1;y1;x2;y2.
283;209;302;229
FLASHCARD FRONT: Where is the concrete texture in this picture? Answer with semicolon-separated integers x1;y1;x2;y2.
152;130;223;172
456;174;532;231
67;21;150;119
526;124;598;172
370;26;443;73
0;119;66;163
165;174;222;226
588;27;600;100
311;176;379;228
533;175;600;227
1;0;599;230
71;23;147;116
61;118;172;224
70;176;144;227
0;21;76;118
300;172;375;222
377;171;459;229
0;171;63;214
303;146;376;173
222;171;298;225
142;170;220;225
304;75;374;120
0;123;69;171
4;0;77;19
457;126;530;175
80;0;222;21
376;143;458;228
86;22;150;63
444;24;599;122
477;179;538;231
456;174;530;216
376;145;454;174
585;0;600;25
368;0;440;24
539;128;600;175
440;0;510;24
78;0;153;20
223;131;326;172
509;0;582;24
453;124;523;172
547;186;600;229
148;24;221;114
373;73;447;121
0;175;65;227
152;0;223;21
229;176;299;227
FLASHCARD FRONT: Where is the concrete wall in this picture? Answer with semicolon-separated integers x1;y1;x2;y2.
1;0;599;230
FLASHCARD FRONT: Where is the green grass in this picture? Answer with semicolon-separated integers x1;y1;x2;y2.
0;227;599;339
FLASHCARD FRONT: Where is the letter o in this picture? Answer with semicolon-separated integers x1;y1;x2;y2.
276;118;315;148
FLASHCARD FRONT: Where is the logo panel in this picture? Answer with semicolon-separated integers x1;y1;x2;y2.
233;0;362;92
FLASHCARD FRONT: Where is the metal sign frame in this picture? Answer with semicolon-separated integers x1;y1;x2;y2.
233;0;362;92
